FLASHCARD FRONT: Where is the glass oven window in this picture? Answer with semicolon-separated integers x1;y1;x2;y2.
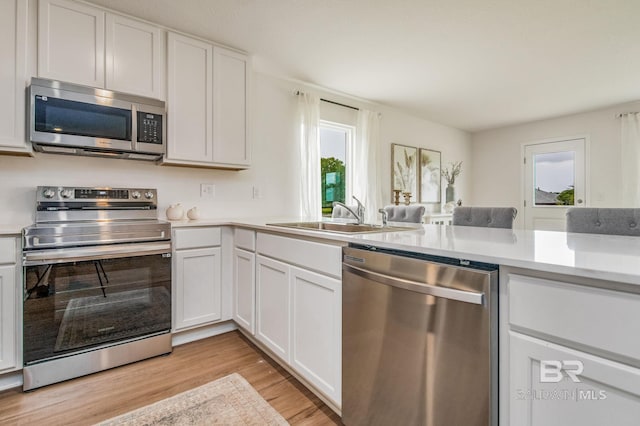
23;254;171;365
34;96;132;141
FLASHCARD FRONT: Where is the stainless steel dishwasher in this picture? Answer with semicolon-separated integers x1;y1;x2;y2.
342;244;498;426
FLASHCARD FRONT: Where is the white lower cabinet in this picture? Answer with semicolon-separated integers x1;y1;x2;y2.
502;268;640;425
290;266;341;404
0;264;17;372
255;255;290;362
233;247;255;334
252;232;344;407
510;331;640;426
173;227;223;331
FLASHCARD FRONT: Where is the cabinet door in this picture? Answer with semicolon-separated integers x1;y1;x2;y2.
174;247;221;330
510;331;640;426
256;255;290;362
38;0;105;87
213;47;249;166
233;248;255;334
0;0;29;153
105;14;164;99
0;265;16;371
166;32;213;162
290;266;341;405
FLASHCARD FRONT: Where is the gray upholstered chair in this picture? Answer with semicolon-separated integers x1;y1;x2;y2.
566;208;640;236
383;205;426;223
332;204;358;220
452;207;518;229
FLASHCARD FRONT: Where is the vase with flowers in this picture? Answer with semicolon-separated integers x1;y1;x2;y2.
441;161;463;204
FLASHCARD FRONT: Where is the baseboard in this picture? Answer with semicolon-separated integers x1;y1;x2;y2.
0;371;23;392
171;321;237;346
237;328;342;416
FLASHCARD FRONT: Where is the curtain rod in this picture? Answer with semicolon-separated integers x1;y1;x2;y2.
295;91;359;111
616;112;639;118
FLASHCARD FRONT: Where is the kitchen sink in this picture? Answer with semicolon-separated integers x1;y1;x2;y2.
266;221;414;234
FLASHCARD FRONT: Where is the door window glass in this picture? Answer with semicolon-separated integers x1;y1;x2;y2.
533;151;575;206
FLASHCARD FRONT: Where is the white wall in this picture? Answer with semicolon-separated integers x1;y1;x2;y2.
470;100;640;228
0;72;470;225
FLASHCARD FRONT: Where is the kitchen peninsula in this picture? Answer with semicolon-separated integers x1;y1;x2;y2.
2;219;639;425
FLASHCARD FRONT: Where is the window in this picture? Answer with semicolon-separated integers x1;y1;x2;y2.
320;121;354;217
533;151;575;206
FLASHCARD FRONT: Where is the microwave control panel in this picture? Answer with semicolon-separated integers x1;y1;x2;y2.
137;111;163;144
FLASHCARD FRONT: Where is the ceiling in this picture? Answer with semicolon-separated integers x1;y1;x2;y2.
86;0;640;132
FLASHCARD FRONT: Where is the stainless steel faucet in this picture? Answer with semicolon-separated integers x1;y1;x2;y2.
333;195;366;224
352;196;365;223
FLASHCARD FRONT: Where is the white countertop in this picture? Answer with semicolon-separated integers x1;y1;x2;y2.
3;217;639;284
0;224;25;236
171;217;640;285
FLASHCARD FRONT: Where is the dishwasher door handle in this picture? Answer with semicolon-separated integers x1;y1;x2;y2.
343;263;485;305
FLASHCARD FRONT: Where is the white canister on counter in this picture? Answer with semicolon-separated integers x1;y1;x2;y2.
187;207;200;220
166;203;184;220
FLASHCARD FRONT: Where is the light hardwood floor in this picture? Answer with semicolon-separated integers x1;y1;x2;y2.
0;331;342;425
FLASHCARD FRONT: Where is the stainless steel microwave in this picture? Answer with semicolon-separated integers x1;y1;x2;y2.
29;78;166;161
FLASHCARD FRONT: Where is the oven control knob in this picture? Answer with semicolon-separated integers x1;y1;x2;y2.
144;191;154;199
42;188;55;199
131;191;141;199
60;189;73;199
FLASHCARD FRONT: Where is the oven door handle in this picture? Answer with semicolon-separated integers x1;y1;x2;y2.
23;241;171;266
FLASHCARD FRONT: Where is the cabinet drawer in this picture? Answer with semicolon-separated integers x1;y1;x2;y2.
509;273;640;361
0;238;16;264
174;227;221;250
234;228;255;251
256;233;342;278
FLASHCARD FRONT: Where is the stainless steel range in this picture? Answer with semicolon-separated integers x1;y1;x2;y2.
22;186;172;391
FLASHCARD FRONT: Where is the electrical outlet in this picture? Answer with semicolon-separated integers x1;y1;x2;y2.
200;183;215;198
252;186;261;199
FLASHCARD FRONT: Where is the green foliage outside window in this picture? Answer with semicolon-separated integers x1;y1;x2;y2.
556;186;575;206
321;157;346;216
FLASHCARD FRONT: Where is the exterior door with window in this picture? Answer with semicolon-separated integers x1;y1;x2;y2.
523;138;586;231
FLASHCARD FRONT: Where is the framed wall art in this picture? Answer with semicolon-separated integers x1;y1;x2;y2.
391;144;418;203
419;148;441;203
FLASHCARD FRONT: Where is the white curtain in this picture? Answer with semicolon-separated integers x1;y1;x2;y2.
297;92;321;219
621;112;640;207
353;109;382;223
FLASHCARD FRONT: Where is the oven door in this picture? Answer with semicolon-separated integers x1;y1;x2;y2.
23;242;171;365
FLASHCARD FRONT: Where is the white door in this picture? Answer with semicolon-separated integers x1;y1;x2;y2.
38;0;105;87
213;47;249;166
105;14;164;99
0;265;16;371
233;247;255;334
290;266;341;405
0;0;29;153
523;138;586;230
174;247;222;330
255;255;290;362
166;32;213;162
510;332;640;426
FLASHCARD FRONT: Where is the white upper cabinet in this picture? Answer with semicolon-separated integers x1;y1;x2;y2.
166;32;213;163
38;0;164;99
38;0;105;87
0;0;30;154
105;14;164;99
213;47;249;166
165;31;250;169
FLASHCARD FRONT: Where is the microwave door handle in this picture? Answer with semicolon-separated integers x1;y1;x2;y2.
131;103;138;150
